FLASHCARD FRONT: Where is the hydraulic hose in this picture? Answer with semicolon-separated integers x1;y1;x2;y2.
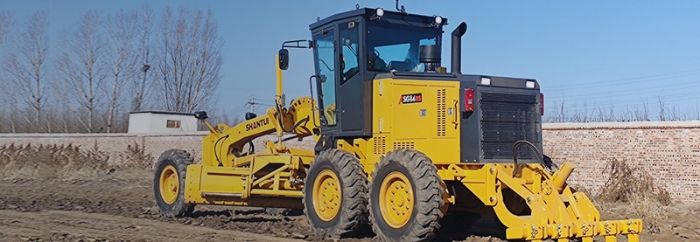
511;140;544;176
275;102;311;134
213;134;229;167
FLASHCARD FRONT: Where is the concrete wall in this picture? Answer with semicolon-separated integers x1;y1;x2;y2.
1;120;698;202
0;132;315;167
0;132;208;167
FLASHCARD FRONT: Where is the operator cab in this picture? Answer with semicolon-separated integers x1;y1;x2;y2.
278;6;543;163
306;7;451;138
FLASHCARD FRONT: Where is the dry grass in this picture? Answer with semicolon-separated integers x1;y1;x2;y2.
118;141;154;169
594;158;672;233
0;142;109;180
0;141;155;181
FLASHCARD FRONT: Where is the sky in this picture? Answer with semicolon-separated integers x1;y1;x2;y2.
2;0;700;121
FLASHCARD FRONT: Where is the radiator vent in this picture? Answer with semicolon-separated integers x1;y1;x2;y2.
393;142;415;150
374;137;386;155
479;91;541;161
437;89;446;136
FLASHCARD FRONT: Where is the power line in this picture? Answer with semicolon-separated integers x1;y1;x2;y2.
545;69;700;90
546;79;700;101
548;94;700;113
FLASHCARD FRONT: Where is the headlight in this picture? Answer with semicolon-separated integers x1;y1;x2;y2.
377;8;384;17
480;77;491;85
526;81;535;88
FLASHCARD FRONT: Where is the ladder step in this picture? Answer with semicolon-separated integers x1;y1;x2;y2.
201;192;243;198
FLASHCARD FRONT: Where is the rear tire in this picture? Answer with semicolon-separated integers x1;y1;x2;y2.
369;149;446;242
154;149;195;217
303;149;369;239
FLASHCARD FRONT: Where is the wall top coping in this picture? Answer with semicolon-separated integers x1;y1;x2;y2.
543;120;700;130
1;120;700;137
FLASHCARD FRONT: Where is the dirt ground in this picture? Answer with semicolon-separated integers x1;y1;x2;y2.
1;166;699;241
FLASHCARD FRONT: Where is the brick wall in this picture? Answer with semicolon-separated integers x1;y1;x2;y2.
542;121;700;203
1;120;698;202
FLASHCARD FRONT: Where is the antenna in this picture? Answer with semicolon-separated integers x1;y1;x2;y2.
395;0;406;13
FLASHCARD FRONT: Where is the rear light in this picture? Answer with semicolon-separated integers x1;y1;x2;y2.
540;93;544;115
464;88;474;112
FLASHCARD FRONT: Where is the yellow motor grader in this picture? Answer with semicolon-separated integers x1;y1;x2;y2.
153;5;643;242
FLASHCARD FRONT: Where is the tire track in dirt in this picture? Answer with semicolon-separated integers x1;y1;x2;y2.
0;175;331;241
1;165;695;242
0;209;303;241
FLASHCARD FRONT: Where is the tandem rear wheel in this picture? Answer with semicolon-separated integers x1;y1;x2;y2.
153;149;195;217
303;149;370;239
369;149;447;242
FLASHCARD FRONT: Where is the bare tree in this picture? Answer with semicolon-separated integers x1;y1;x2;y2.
657;97;666;121
0;11;13;132
557;99;567;122
580;101;590;123
156;7;223;113
132;4;154;112
51;81;75;133
105;9;138;133
0;11;12;44
668;104;682;121
2;11;49;132
633;102;650;121
0;87;19;132
57;10;107;133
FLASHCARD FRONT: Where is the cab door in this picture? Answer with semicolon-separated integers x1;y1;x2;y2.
337;20;364;133
312;27;338;129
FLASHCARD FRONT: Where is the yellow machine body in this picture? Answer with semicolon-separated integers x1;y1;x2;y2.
174;76;642;241
152;7;643;242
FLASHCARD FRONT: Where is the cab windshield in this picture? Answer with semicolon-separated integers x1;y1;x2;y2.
366;25;441;72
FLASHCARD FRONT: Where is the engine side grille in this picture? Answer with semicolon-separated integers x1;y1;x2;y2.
437;89;446;137
479;91;541;161
374;136;386;155
393;142;415;150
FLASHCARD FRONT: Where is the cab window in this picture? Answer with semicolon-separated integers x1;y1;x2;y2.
340;21;359;85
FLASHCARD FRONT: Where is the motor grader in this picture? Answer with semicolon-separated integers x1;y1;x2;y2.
153;5;643;242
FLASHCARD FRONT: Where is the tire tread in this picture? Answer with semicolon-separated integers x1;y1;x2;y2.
154;149;195;218
369;149;445;242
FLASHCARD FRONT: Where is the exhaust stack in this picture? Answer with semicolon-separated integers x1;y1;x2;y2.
451;22;468;75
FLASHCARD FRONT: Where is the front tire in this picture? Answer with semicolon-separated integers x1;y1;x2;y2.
303;149;369;239
154;149;195;217
369;149;446;242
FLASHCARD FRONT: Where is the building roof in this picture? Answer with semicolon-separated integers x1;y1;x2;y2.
129;110;195;116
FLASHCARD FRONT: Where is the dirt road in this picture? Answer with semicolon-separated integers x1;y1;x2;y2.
0;167;698;242
0;170;314;242
0;209;302;241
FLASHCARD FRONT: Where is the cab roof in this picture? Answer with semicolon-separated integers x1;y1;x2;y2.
309;7;449;31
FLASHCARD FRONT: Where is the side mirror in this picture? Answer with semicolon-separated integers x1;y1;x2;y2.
245;112;257;120
278;49;289;70
194;111;208;120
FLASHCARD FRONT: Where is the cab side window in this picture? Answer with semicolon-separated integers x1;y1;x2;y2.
314;29;337;126
339;21;359;85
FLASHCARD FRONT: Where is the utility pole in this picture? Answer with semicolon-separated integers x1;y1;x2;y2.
247;97;257;113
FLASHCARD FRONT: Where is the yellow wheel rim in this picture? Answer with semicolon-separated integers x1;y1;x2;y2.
159;165;179;204
312;169;342;221
379;171;415;228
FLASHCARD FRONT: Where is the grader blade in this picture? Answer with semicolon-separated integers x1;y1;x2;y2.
453;161;643;241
